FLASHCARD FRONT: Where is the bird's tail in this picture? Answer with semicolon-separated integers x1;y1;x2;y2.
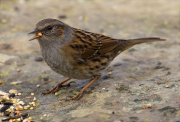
117;37;166;51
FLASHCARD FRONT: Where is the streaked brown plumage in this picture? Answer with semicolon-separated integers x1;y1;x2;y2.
29;18;166;100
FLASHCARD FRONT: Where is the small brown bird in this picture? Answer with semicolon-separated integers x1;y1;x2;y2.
29;18;165;100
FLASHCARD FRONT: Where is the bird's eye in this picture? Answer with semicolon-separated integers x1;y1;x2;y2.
48;26;53;30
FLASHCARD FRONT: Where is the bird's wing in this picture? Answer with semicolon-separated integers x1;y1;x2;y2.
68;28;119;59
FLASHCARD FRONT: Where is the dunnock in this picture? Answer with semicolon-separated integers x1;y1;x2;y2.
29;18;165;100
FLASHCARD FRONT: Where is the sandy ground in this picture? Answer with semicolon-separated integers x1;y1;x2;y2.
0;0;180;121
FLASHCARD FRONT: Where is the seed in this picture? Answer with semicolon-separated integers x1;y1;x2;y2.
40;117;43;120
33;97;36;101
36;84;40;88
26;96;31;99
29;102;33;105
31;93;34;96
147;104;152;108
0;81;2;84
16;105;24;111
108;72;112;75
19;101;25;105
9;89;18;94
17;93;21;96
166;85;169;88
44;114;47;117
59;101;63;104
142;106;146;109
24;106;28;110
55;92;58;96
37;32;42;36
28;117;32;120
30;107;33;110
27;105;30;108
17;118;21;121
16;69;20;72
33;103;36;107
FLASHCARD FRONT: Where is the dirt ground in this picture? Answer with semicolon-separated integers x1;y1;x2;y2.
0;0;180;122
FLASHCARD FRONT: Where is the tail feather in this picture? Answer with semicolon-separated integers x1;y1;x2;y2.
117;37;166;51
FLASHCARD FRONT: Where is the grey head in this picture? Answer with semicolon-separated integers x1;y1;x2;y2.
29;18;74;46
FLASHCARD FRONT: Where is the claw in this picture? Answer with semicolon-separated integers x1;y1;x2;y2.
65;91;83;101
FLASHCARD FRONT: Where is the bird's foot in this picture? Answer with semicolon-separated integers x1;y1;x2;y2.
42;81;75;95
66;90;84;101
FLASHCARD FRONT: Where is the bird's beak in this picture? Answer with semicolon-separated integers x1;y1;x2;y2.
28;30;43;41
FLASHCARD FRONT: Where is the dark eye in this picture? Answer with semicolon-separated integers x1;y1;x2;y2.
48;26;53;30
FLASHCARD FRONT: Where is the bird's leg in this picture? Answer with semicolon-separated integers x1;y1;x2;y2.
42;78;72;95
66;75;101;101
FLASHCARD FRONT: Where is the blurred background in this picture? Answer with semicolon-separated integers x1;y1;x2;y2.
0;0;180;122
0;0;179;55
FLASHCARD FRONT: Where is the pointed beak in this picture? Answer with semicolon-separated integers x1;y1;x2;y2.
28;30;43;41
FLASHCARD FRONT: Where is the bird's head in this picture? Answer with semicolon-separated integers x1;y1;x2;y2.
29;18;65;41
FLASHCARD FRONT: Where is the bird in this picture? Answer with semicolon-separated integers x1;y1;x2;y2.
29;18;166;100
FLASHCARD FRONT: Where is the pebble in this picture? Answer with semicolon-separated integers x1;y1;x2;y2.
58;15;67;19
34;57;43;61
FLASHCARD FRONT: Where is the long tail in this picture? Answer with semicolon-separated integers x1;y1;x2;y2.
117;37;166;51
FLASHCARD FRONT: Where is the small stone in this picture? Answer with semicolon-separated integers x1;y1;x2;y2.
35;57;43;61
58;15;67;19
